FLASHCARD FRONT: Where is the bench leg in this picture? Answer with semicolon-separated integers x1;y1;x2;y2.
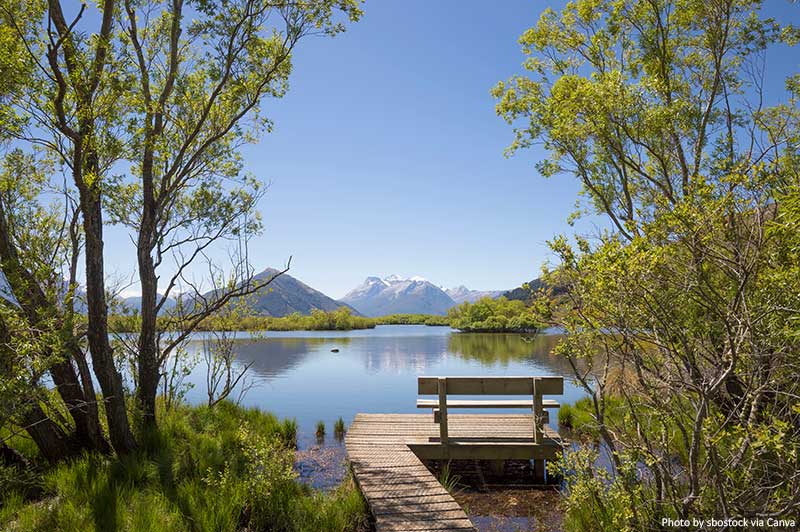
438;378;448;444
534;459;545;483
489;460;505;476
532;377;543;444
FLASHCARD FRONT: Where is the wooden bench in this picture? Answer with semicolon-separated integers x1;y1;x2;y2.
417;376;564;445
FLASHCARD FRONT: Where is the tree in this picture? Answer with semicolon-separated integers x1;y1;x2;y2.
447;297;540;332
1;0;110;459
110;0;360;428
33;0;138;455
0;151;109;460
2;0;361;460
495;0;799;526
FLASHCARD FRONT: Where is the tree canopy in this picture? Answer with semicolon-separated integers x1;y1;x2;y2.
495;0;799;526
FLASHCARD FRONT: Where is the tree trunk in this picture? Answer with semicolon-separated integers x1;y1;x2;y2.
80;192;137;454
136;256;159;429
70;343;110;452
136;144;160;429
0;197;110;455
49;356;110;453
0;442;29;468
19;402;79;463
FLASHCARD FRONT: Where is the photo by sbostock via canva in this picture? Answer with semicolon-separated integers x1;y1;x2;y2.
1;1;798;531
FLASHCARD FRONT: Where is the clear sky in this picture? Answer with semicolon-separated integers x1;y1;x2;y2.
103;0;800;300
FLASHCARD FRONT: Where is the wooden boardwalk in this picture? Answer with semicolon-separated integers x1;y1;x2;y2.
345;413;562;532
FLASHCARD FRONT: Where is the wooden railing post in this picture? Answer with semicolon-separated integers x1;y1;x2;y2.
532;377;543;444
438;377;448;444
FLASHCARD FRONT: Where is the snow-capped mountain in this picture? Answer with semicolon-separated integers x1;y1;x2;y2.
340;275;456;317
445;285;505;305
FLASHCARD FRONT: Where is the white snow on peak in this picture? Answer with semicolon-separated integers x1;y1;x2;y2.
383;274;429;284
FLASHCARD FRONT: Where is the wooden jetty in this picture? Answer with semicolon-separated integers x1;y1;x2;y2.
345;376;564;532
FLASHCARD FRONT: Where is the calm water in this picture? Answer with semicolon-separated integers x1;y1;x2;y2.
179;325;587;448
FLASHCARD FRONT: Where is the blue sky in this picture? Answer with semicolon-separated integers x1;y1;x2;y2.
104;0;799;299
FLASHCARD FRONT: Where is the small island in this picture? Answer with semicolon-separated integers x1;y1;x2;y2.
447;296;540;333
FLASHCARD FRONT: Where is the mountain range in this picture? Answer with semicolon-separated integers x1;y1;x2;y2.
115;268;355;317
339;275;512;316
341;275;456;316
5;266;518;318
445;286;505;304
112;270;513;318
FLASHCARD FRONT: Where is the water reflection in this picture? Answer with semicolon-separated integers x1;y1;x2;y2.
448;333;579;377
231;337;352;378
181;326;587;449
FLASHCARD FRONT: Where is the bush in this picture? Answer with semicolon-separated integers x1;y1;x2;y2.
447;297;540;332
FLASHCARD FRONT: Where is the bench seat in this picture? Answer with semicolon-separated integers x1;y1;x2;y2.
417;399;560;409
418;375;564;446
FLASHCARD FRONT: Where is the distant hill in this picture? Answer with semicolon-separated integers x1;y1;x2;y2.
341;275;456;316
230;268;359;317
503;278;552;302
115;269;356;318
445;286;505;305
119;295;177;315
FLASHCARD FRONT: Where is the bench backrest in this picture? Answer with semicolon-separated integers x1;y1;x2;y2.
418;376;563;396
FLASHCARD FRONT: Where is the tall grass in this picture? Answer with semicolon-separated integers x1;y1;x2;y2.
558;396;626;435
334;417;346;439
437;461;462;494
0;402;366;532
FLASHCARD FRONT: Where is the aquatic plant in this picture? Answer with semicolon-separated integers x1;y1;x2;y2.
334;417;346;438
437;462;462;494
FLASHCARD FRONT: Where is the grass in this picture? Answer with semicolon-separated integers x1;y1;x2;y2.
334;417;346;439
558;397;598;431
0;402;367;532
437;461;462;494
558;396;629;437
316;421;326;439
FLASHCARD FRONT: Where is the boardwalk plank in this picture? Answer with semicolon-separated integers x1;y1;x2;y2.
346;413;562;532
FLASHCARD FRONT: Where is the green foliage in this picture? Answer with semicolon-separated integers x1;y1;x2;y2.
315;421;325;439
550;447;641;532
447;297;540;332
497;0;800;527
108;308;456;332
0;402;364;531
110;307;375;332
372;314;450;326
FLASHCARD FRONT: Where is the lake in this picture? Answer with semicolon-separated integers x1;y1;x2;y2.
179;325;587;450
